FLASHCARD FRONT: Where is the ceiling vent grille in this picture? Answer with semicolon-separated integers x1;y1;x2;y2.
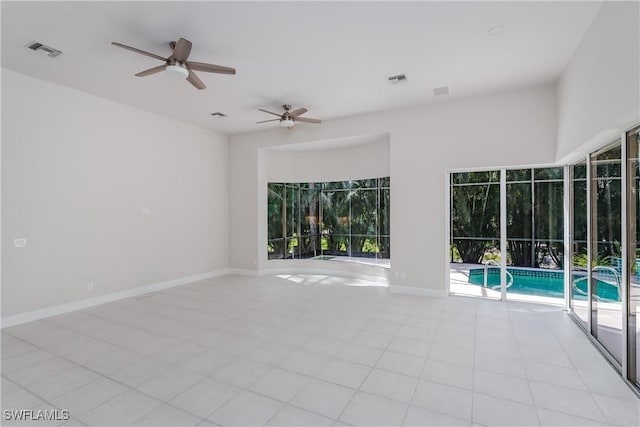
433;86;450;96
388;74;408;84
26;41;62;57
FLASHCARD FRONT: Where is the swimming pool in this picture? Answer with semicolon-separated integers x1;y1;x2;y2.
467;267;620;301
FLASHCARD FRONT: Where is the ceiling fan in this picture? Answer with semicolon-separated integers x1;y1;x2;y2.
111;38;235;90
257;104;322;128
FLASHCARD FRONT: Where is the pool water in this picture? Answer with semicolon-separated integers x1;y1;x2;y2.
468;267;620;301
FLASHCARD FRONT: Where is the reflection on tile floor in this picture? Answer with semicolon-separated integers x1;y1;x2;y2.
2;274;639;426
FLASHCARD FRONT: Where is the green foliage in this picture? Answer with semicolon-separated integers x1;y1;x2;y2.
268;178;390;259
451;168;565;268
573;253;588;267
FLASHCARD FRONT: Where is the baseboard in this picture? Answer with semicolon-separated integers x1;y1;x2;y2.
1;268;230;329
390;285;446;298
227;268;260;276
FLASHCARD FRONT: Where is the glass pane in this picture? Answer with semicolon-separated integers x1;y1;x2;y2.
452;171;500;185
351;178;377;189
506;183;532;240
323;234;349;256
300;185;321;258
285;184;299;237
268;238;286;260
627;126;640;387
351;189;378;236
571;161;589;327
534;180;564;270
378;236;390;259
380;176;390;188
268;177;390;266
322;190;350;236
574;163;587;180
380;188;390;236
286;236;299;259
324;181;351;190
268;184;285;259
451;184;500;240
449;170;501;299
268;183;284;240
351;235;378;258
506;167;564;302
591;143;623;364
506;169;531;182
534;167;564;180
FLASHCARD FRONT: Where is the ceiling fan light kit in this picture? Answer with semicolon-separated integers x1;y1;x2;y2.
165;64;189;79
279;118;295;128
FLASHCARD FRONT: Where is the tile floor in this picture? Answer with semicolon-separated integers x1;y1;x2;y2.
1;274;639;426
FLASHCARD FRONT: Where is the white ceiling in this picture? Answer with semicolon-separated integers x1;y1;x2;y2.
1;1;602;135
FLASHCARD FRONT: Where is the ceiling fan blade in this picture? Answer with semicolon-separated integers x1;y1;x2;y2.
258;108;282;117
288;108;308;118
186;61;236;75
172;38;192;62
111;42;167;62
256;119;280;124
186;70;206;90
295;117;322;124
135;64;167;77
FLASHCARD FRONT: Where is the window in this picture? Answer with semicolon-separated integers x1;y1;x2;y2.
449;167;565;301
267;178;390;265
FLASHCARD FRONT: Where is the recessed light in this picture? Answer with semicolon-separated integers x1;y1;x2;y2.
210;112;227;118
488;26;504;35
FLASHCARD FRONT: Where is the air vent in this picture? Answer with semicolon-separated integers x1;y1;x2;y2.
388;74;408;84
210;112;227;118
433;86;450;96
26;41;62;57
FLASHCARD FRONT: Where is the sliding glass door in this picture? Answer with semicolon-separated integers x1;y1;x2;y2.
449;171;501;299
590;143;623;364
570;161;589;327
627;126;640;387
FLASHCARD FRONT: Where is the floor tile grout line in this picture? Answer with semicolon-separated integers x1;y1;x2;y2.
401;300;445;426
469;299;478;425
241;310;390;425
509;301;550;427
258;309;395;426
323;310;392;424
4;318;179;368
3;332;217;426
4;278;637;426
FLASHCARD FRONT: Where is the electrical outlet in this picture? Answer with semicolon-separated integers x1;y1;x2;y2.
14;238;26;248
87;281;94;291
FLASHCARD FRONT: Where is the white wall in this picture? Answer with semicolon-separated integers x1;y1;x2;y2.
556;1;640;162
264;134;389;183
229;85;557;292
2;69;229;318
